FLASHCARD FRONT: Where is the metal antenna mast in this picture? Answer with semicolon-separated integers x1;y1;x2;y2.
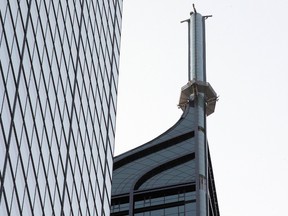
179;5;217;216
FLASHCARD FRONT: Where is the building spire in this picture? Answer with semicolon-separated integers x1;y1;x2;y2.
178;7;217;115
179;7;219;216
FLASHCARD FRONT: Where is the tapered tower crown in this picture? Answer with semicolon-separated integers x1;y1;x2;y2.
111;6;220;216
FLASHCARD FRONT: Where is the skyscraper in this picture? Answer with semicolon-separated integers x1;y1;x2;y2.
111;8;220;216
0;0;122;215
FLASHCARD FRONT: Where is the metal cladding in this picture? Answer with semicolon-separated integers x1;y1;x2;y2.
190;12;205;82
178;80;217;115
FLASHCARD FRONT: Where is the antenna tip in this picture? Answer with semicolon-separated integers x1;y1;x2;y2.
192;4;197;13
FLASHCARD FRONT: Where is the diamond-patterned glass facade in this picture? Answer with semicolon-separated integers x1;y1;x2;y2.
0;0;123;215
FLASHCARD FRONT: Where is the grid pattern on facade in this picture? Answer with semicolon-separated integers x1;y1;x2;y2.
112;106;200;197
111;101;220;215
0;0;122;215
134;191;196;216
111;183;197;216
112;137;195;195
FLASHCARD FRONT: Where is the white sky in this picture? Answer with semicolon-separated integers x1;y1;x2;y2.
114;0;288;215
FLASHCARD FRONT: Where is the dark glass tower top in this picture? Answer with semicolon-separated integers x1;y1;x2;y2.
111;7;220;216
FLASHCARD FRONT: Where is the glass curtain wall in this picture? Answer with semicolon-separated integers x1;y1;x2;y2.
0;0;123;215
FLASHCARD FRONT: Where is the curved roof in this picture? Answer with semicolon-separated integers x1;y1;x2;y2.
112;102;198;196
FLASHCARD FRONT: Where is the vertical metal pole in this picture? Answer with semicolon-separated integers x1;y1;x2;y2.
188;18;191;81
181;8;215;215
129;191;134;215
188;11;208;216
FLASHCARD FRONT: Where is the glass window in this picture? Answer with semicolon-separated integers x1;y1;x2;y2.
0;41;9;81
4;10;14;51
185;202;196;213
151;209;164;216
0;122;6;169
4;165;14;207
151;196;164;206
10;199;21;215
